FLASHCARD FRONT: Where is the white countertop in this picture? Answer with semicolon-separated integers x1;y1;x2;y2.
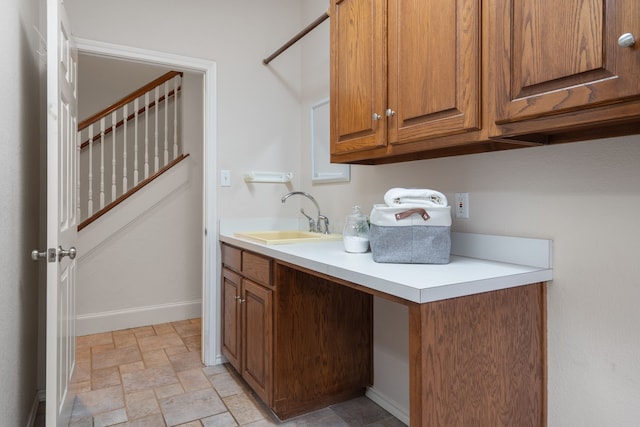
219;218;553;304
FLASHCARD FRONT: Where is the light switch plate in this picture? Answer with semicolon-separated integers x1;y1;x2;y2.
220;170;231;187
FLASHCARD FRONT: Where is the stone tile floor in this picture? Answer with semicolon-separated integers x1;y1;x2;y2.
36;318;405;426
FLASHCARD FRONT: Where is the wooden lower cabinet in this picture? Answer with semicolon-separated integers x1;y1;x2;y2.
222;244;545;425
221;267;241;372
221;268;273;404
241;278;273;404
221;244;372;420
408;283;546;427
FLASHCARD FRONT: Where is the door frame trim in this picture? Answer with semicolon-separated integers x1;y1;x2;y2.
74;38;220;365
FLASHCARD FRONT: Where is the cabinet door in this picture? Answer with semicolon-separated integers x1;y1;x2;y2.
492;0;640;127
221;268;241;372
387;0;480;144
242;279;273;405
330;0;387;155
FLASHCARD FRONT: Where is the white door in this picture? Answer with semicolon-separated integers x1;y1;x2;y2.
46;0;78;424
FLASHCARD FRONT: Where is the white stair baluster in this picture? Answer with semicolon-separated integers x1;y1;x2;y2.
164;81;169;165
79;72;188;223
111;111;117;202
134;97;139;185
99;117;105;209
123;104;128;192
154;86;159;172
173;75;179;158
144;92;149;179
87;124;93;216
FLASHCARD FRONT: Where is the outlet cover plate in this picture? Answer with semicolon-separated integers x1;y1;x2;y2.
455;192;469;219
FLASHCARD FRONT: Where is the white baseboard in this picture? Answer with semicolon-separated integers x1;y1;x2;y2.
76;300;202;336
366;386;410;426
213;354;227;366
26;390;45;427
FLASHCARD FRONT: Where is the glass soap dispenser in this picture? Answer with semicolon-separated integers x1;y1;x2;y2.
343;205;370;253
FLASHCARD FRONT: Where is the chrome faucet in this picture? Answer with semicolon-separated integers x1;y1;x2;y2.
281;191;330;234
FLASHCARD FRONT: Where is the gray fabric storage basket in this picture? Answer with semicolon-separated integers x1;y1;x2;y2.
369;205;451;264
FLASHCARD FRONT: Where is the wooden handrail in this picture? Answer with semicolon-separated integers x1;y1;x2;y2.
78;153;189;231
78;70;183;131
79;88;180;150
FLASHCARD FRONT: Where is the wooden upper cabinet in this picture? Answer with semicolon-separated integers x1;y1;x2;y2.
330;0;387;155
491;0;640;136
387;0;480;145
330;0;640;163
330;0;481;162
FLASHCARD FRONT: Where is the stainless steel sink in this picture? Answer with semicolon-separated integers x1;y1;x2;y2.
234;230;342;245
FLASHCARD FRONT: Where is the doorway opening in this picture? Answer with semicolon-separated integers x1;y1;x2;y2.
75;38;219;366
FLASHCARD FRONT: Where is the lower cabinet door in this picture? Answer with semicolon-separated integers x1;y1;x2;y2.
221;268;241;372
242;278;273;405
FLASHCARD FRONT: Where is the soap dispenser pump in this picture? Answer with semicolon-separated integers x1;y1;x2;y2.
342;205;370;253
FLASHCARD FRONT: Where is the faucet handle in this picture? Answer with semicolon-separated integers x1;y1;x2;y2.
300;208;316;232
318;215;330;234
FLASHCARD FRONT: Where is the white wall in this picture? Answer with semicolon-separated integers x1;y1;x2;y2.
78;54;181;118
298;3;640;426
66;1;640;426
75;55;204;334
0;0;43;422
66;0;305;222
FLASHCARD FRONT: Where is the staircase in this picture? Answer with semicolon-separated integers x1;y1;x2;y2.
75;70;202;336
77;71;187;230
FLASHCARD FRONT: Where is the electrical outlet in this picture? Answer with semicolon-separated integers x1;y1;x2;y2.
455;192;469;219
220;170;231;187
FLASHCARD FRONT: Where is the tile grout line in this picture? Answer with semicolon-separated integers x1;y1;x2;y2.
51;320;404;427
77;319;403;426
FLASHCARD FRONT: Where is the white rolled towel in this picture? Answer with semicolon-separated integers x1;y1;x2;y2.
384;187;448;208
